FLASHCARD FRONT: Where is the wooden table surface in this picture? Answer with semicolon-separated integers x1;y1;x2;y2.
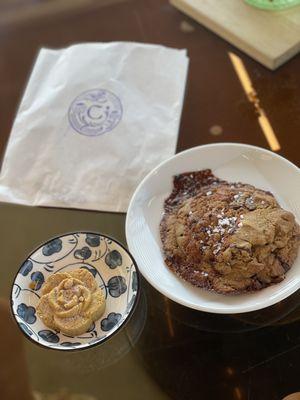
0;1;299;400
0;0;299;165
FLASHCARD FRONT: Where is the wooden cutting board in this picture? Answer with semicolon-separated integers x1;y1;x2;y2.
170;0;300;69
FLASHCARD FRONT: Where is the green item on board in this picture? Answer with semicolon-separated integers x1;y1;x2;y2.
245;0;300;10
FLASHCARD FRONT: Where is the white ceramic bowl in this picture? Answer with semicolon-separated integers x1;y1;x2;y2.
126;143;300;314
11;232;139;350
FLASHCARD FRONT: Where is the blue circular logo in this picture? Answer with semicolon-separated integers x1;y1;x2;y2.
68;89;122;136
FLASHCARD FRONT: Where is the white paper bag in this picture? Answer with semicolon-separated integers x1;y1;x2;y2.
0;42;188;212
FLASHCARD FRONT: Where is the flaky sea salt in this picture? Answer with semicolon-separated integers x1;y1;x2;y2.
233;192;243;200
213;243;222;255
218;216;236;226
218;217;230;226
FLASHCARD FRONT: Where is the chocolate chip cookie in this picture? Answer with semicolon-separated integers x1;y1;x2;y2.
160;170;300;294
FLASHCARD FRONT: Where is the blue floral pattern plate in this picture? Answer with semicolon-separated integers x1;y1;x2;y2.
11;232;139;351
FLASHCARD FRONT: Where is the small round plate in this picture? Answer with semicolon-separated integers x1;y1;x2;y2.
126;143;300;314
11;232;139;350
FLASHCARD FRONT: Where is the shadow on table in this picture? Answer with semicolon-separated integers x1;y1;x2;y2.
135;282;300;400
0;288;148;400
0;298;33;399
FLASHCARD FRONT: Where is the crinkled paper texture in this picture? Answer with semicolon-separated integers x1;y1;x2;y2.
0;42;188;212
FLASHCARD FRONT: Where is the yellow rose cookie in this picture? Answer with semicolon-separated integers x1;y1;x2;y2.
36;269;105;336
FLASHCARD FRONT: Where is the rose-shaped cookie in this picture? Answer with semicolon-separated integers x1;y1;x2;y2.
36;269;105;336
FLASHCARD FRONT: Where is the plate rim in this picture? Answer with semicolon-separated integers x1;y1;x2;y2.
10;231;141;351
125;142;300;314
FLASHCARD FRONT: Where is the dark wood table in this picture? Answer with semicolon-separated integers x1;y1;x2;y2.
0;1;299;399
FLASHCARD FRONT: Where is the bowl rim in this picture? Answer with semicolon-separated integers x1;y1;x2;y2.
125;142;300;314
10;231;141;352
